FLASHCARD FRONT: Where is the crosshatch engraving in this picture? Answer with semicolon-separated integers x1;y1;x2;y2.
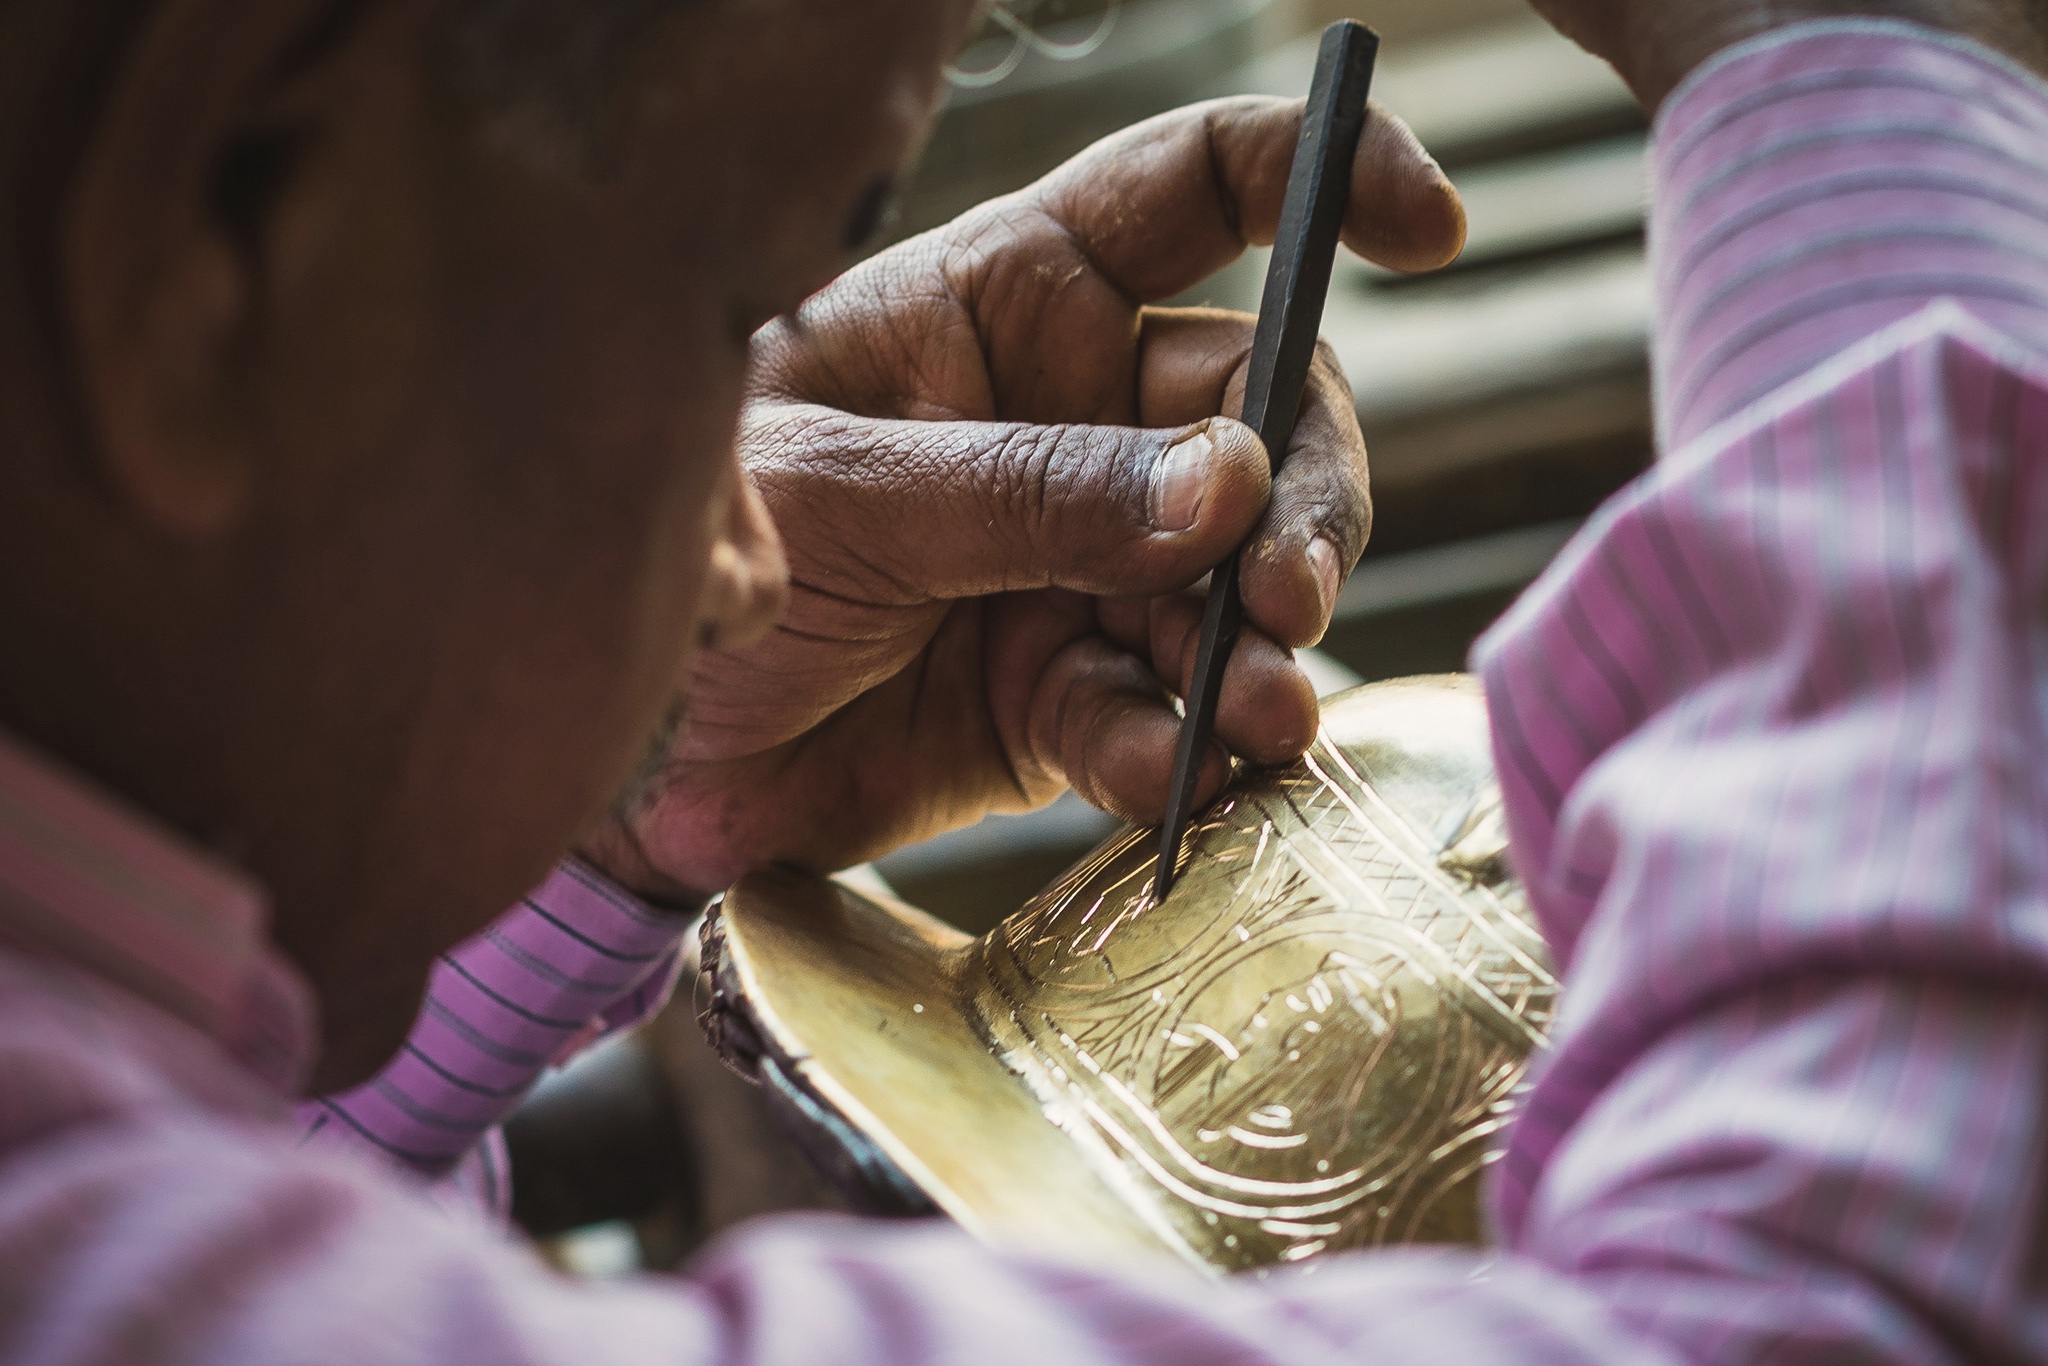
974;719;1558;1271
719;679;1560;1273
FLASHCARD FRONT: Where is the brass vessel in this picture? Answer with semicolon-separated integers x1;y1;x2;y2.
704;676;1557;1273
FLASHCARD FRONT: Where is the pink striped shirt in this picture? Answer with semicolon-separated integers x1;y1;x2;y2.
294;862;689;1221
0;730;691;1227
3;19;2047;1364
1476;21;2048;1361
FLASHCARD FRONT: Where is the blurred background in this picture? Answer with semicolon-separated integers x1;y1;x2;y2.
514;0;1654;1276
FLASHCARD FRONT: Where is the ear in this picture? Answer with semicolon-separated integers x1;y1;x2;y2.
60;0;346;539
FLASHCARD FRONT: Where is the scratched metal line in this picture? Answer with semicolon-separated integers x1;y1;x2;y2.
1312;741;1555;987
1257;765;1550;1051
963;687;1558;1268
985;902;1436;1209
1304;742;1555;988
991;929;1497;1228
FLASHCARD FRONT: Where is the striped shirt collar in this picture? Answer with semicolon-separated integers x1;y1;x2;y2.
0;728;315;1094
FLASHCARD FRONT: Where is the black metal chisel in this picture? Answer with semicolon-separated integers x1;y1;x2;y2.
1152;19;1378;903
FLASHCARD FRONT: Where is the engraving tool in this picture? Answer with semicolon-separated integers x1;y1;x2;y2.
1153;19;1379;902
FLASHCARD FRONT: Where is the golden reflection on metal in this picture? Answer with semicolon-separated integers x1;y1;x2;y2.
718;677;1558;1274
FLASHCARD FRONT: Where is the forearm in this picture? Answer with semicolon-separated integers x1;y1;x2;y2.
1471;18;2048;1360
1652;19;2048;445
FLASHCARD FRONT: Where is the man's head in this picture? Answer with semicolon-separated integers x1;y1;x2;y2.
0;0;978;1089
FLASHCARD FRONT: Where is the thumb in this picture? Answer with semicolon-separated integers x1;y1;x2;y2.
747;406;1273;603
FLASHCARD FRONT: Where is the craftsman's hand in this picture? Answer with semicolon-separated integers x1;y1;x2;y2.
585;97;1465;902
1525;0;2048;111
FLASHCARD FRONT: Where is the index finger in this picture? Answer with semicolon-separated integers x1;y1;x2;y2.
986;95;1466;306
1138;307;1369;650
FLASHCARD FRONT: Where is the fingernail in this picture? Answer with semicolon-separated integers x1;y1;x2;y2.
1308;536;1344;613
1152;429;1215;532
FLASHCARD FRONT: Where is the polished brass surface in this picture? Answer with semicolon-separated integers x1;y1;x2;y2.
718;676;1557;1273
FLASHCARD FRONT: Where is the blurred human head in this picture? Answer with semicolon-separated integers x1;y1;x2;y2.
0;0;976;1089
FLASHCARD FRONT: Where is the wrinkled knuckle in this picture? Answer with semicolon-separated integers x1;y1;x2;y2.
1325;491;1373;560
1111;425;1167;508
898;425;956;488
994;424;1064;534
1274;472;1370;563
744;407;860;486
939;208;1011;296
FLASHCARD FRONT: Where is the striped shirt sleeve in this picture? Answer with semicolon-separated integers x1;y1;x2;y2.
1469;20;2048;1362
1650;20;2048;449
294;859;691;1220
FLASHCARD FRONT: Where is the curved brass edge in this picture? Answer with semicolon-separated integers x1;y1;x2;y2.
717;867;1198;1269
698;904;938;1217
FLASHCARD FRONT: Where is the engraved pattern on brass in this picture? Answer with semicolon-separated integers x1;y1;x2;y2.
713;678;1560;1274
971;702;1557;1270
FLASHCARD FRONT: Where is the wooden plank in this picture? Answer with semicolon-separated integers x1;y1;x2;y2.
1221;12;1640;165
1362;372;1650;558
1386;133;1646;273
1335;518;1581;620
1328;241;1650;422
